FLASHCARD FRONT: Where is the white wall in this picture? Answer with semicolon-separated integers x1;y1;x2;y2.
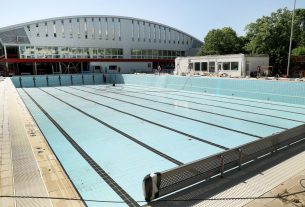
175;55;269;77
20;16;201;57
175;54;244;77
245;56;269;75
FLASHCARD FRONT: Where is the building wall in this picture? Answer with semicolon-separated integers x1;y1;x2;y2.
1;16;201;56
175;54;244;77
175;54;269;77
245;56;270;76
0;16;202;74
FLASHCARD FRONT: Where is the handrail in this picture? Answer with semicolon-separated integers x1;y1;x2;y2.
143;124;305;202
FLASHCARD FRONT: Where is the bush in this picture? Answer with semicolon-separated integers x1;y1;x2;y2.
292;46;305;56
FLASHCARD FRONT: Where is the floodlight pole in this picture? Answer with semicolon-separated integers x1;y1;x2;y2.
287;0;297;77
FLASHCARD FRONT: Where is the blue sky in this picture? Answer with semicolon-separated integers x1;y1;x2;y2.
0;0;304;40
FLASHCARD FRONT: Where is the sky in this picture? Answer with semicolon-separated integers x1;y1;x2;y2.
0;0;304;41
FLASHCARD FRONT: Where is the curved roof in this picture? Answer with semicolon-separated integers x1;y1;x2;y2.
0;15;202;43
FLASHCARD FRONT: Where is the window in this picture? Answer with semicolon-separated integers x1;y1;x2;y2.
158;26;161;42
118;19;121;40
194;62;200;71
131;20;134;40
36;24;39;37
84;21;87;32
153;25;156;41
223;62;230;70
99;20;102;39
209;62;215;72
142;22;145;41
109;65;117;70
147;50;152;58
137;21;140;40
69;20;73;38
158;50;163;58
168;29;171;43
231;62;239;70
112;18;115;40
201;62;208;71
188;63;193;70
53;22;57;38
105;49;112;56
78;21;81;38
61;20;65;38
105;18;108;39
45;23;48;37
118;49;123;56
148;24;151;41
92;21;95;39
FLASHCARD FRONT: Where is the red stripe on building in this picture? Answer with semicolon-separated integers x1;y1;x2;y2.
2;58;175;63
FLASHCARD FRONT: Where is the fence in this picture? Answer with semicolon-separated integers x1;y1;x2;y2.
143;124;305;201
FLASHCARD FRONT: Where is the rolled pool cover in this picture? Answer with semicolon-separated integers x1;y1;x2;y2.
142;172;161;202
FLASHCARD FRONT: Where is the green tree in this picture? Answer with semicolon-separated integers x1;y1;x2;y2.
200;27;244;55
292;46;305;56
244;8;305;66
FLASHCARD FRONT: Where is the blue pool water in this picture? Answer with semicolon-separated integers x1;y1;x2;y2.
12;74;305;206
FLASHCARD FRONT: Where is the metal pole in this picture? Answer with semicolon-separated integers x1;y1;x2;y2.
287;0;297;77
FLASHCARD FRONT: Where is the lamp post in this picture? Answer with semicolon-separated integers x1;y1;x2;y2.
287;0;297;77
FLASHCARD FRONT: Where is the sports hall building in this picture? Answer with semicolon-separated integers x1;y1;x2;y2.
0;15;202;75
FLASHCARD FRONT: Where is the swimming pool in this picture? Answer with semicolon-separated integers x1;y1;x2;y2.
12;74;305;206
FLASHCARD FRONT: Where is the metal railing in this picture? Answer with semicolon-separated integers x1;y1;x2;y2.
143;124;305;202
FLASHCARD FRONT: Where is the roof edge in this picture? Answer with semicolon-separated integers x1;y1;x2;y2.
0;15;202;44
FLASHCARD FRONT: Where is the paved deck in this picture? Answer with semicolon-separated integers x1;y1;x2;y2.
0;78;84;207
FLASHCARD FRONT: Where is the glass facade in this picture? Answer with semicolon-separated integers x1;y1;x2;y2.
219;61;239;71
18;46;185;60
19;46;124;59
192;61;240;72
131;49;185;59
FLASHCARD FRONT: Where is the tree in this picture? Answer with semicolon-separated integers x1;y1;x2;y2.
244;8;305;66
292;46;305;56
200;27;244;55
